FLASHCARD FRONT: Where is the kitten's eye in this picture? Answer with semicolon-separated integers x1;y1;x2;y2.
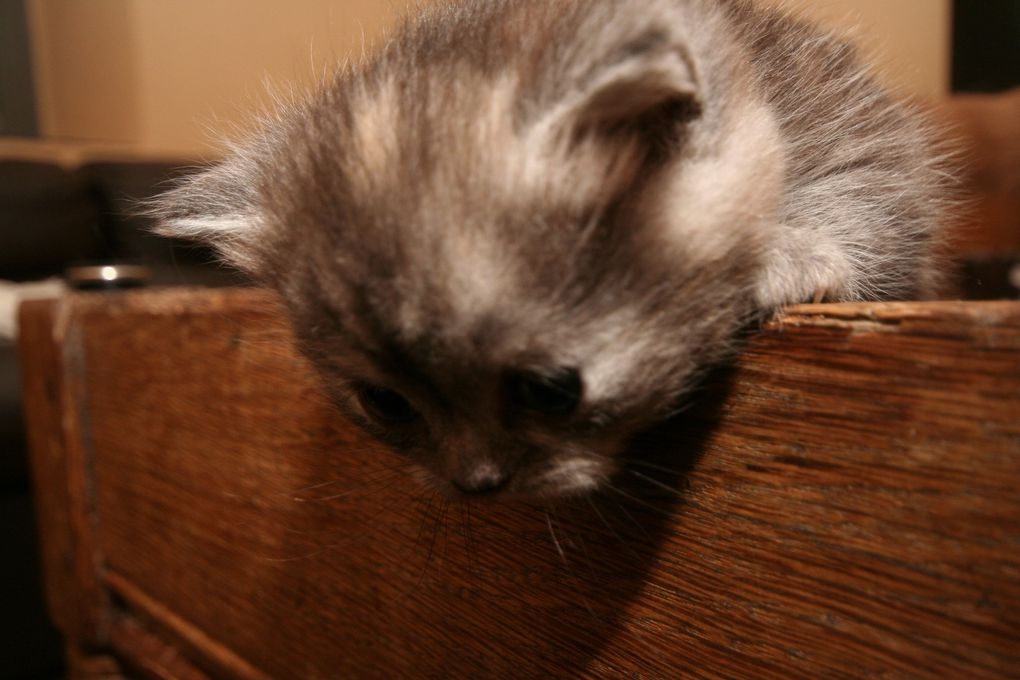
506;367;583;416
356;384;419;424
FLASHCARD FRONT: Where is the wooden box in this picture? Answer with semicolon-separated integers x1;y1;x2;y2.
19;289;1020;678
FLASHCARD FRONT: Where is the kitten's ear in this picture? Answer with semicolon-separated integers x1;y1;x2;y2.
148;159;267;276
554;33;702;152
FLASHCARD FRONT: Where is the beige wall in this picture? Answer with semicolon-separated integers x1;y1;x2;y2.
28;0;419;157
769;0;950;97
28;0;950;158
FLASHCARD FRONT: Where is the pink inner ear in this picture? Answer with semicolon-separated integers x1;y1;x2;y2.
571;77;702;159
566;52;702;152
581;77;691;127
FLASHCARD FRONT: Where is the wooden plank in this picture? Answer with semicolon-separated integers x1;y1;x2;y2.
21;289;1020;678
108;615;212;680
19;300;74;633
19;299;112;657
106;571;270;680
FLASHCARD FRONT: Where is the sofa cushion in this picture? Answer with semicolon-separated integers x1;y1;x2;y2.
0;161;105;279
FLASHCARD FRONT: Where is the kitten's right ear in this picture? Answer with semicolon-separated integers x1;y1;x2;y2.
148;159;266;276
550;26;703;154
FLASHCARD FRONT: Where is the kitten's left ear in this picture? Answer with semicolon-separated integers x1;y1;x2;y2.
148;157;268;276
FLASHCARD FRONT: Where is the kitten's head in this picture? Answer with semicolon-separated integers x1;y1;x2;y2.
152;2;783;499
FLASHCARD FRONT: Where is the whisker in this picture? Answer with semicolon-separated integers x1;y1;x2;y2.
548;509;598;620
287;478;347;494
628;469;688;499
586;496;641;560
414;491;438;552
605;494;655;544
661;399;697;418
248;478;421;561
604;483;673;517
545;511;568;566
617;457;690;477
459;501;480;575
255;542;350;563
439;498;452;567
284;461;411;496
554;508;597;580
290;468;407;502
416;492;444;588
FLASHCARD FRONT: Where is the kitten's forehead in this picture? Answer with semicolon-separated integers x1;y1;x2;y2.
343;67;640;217
324;77;627;332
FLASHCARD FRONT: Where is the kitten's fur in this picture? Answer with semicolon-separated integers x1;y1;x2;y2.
152;0;951;499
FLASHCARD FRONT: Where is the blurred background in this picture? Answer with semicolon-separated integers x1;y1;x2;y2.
0;1;1018;678
12;0;955;156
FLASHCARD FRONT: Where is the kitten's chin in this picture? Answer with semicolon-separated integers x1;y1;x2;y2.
527;456;611;500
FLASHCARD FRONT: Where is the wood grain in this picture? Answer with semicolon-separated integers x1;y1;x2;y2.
20;289;1020;679
19;299;115;670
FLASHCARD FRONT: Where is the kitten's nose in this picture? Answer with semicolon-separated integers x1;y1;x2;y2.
452;464;508;496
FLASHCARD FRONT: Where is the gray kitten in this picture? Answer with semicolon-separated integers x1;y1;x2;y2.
152;0;951;500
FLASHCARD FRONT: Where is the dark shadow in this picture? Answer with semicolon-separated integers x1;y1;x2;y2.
265;364;741;677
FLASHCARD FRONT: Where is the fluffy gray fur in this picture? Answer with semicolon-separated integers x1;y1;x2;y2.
151;0;951;500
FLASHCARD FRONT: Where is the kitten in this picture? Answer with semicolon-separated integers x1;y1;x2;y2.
152;0;951;500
